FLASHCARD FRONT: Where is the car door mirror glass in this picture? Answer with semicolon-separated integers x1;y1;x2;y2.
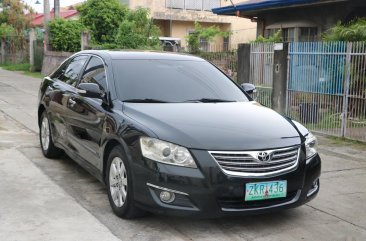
240;83;257;94
78;83;103;98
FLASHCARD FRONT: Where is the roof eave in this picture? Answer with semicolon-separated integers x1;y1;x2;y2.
213;0;348;18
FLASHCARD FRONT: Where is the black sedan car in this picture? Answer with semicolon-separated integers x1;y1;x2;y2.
38;50;321;218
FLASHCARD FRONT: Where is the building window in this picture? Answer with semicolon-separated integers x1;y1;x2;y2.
166;0;220;11
266;27;318;42
223;36;229;51
166;0;184;9
282;28;295;42
200;37;209;51
299;27;318;42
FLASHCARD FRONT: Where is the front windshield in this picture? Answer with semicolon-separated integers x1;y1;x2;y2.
113;59;249;103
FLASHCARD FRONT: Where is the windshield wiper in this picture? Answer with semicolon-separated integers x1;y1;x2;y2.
123;98;169;103
184;98;236;103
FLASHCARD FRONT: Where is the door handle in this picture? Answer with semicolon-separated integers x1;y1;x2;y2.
68;98;76;108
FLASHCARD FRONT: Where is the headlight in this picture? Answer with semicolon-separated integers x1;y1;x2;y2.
292;120;318;159
305;132;318;159
140;137;197;168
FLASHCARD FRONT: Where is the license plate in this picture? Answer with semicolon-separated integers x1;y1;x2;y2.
245;180;287;201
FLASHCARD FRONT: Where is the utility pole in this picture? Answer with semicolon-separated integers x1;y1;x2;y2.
44;0;50;51
54;0;60;19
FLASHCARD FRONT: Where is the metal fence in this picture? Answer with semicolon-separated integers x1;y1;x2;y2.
287;42;366;142
249;43;274;107
195;45;238;81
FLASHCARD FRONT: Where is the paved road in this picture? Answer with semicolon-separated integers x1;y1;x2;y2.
0;68;365;241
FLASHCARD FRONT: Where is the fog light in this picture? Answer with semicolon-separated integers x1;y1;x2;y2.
159;191;175;203
307;179;319;197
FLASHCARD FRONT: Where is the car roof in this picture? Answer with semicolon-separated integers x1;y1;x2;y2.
78;50;205;61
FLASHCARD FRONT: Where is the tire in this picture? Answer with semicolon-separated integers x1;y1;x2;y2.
106;146;146;219
39;111;63;158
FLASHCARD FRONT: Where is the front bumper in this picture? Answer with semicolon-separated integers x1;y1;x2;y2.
131;150;321;218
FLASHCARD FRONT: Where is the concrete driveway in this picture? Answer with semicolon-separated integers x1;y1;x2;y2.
0;68;365;241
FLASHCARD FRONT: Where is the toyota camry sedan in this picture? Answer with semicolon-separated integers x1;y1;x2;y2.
37;50;321;218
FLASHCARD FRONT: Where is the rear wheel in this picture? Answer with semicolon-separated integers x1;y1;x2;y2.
106;146;146;219
39;111;63;158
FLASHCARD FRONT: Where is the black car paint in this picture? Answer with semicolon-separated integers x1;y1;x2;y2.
38;50;321;217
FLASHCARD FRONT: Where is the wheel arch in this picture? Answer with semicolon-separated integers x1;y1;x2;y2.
38;104;46;127
102;138;127;183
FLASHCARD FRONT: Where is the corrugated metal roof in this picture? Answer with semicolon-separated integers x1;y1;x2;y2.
212;0;337;16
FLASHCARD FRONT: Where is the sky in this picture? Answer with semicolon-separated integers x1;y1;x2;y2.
23;0;86;13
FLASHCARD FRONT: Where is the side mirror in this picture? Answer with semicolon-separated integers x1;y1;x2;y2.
77;83;103;99
240;83;257;94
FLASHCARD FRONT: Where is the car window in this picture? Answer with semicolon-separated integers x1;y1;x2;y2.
51;59;70;80
80;56;107;92
54;55;89;87
113;59;248;103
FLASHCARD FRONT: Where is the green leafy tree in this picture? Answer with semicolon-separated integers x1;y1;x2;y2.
251;30;282;43
77;0;128;45
115;8;161;49
323;19;366;41
0;0;33;62
0;0;32;34
48;19;84;52
186;22;230;54
0;23;15;38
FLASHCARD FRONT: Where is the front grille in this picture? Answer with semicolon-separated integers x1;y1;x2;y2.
209;146;300;177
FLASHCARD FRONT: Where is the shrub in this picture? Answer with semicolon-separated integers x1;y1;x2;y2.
48;19;84;52
323;18;366;41
115;8;161;49
186;22;230;54
251;30;282;43
77;0;128;45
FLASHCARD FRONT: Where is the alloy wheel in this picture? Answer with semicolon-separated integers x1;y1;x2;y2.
41;116;50;151
109;157;128;207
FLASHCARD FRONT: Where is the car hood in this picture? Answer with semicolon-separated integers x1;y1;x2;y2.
123;102;301;150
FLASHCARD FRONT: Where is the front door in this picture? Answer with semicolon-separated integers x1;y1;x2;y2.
65;56;108;168
47;55;89;149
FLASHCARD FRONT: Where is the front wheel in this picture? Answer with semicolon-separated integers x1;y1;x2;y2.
106;146;145;219
39;111;63;158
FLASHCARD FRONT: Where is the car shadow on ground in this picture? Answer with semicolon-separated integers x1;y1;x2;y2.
21;146;313;240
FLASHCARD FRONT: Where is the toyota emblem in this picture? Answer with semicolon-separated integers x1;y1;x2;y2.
257;152;272;162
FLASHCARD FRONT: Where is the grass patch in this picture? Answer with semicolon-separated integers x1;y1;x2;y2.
0;63;44;79
1;63;30;71
326;136;366;149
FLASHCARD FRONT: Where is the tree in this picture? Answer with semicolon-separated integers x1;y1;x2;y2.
77;0;128;45
48;19;84;52
0;0;32;34
115;8;161;49
323;19;366;41
0;0;33;61
186;22;230;54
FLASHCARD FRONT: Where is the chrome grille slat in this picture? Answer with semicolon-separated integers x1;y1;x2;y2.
222;161;295;172
209;146;300;177
214;155;253;160
272;150;298;158
217;160;262;166
269;155;297;164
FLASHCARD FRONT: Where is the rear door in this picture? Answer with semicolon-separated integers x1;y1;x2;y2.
48;54;89;150
65;56;108;168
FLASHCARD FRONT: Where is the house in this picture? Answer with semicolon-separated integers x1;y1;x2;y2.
121;0;257;50
31;8;79;27
212;0;366;42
